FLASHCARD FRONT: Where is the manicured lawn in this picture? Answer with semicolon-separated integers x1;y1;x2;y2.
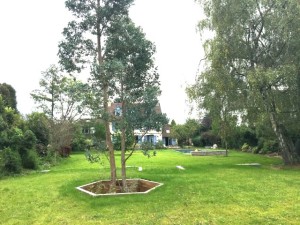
0;150;299;225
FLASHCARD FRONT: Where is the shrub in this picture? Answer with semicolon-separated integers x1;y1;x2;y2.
251;146;260;154
113;132;134;150
140;142;155;151
22;149;40;170
0;147;22;174
26;112;50;147
59;146;72;157
201;131;220;147
155;140;165;149
241;143;250;152
261;140;278;154
192;136;203;147
71;133;87;152
23;130;37;150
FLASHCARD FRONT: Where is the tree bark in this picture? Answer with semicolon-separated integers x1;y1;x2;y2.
97;0;117;190
121;126;127;191
268;112;299;165
103;87;117;189
261;89;300;165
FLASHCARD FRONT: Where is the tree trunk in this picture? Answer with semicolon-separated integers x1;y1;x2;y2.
121;127;127;192
260;89;299;165
97;0;116;190
104;90;117;190
269;112;299;165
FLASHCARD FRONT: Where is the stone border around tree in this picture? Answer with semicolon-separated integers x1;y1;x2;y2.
76;178;163;197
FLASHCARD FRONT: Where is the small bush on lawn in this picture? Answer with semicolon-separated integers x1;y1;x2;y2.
0;147;22;174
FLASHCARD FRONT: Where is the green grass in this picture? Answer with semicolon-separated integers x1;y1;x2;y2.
1;150;299;225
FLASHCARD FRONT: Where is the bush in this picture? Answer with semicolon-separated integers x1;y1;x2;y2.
261;140;278;154
155;140;166;149
0;147;22;174
71;123;91;152
113;132;134;150
201;131;220;147
140;142;155;151
22;149;40;170
252;146;260;154
241;143;250;152
71;133;87;152
192;136;203;147
26;112;50;147
23;130;37;150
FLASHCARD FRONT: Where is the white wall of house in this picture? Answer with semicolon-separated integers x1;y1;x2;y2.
134;129;163;144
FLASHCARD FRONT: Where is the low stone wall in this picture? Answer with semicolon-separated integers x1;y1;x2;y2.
191;150;227;156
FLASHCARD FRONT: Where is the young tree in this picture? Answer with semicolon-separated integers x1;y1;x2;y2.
189;0;300;164
58;0;134;189
102;17;167;190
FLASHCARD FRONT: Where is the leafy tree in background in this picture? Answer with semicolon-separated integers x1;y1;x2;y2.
189;0;300;164
0;94;39;174
31;65;91;156
0;83;17;111
26;112;50;156
31;65;90;121
170;119;176;127
172;119;200;146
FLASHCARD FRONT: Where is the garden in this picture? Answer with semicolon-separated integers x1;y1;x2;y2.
1;150;299;225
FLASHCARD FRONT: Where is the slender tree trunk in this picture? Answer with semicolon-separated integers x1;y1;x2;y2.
262;90;299;165
268;112;299;165
103;87;117;189
120;95;127;191
121;126;127;191
97;0;116;190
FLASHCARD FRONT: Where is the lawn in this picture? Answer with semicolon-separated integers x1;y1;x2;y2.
0;150;299;225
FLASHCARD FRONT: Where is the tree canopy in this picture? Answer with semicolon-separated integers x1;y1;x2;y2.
188;0;300;164
58;0;165;190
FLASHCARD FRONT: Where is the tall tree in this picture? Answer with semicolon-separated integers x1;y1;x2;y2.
31;65;90;155
189;0;300;164
103;17;167;190
58;0;134;189
31;65;90;121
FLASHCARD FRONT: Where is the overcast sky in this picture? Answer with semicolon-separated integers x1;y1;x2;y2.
0;0;204;124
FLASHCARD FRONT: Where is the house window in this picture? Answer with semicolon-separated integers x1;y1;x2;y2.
90;127;95;134
145;135;155;143
82;127;89;134
112;122;116;132
115;106;122;116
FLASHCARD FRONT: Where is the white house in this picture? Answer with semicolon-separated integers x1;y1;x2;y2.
108;102;177;147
